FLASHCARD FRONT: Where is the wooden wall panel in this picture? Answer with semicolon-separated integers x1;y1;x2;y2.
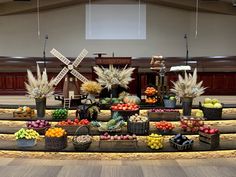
1;72;236;95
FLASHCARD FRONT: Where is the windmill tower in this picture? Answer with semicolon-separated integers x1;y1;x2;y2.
50;48;88;99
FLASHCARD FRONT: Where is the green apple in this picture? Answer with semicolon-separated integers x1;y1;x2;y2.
196;110;204;117
203;103;214;108
213;103;222;108
204;98;212;104
169;96;176;101
212;98;219;104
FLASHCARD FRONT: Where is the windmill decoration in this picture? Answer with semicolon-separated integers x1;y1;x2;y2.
50;48;88;99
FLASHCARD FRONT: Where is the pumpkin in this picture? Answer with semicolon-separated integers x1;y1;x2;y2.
123;95;141;105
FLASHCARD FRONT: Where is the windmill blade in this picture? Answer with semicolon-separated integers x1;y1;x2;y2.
54;67;69;85
70;69;89;83
72;49;88;67
50;48;71;65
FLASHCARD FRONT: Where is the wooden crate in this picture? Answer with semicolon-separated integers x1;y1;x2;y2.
199;132;220;149
148;111;180;121
13;110;35;118
99;139;138;150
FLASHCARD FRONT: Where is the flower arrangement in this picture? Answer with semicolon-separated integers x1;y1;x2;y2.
81;81;102;95
170;68;205;98
93;65;134;90
25;64;55;99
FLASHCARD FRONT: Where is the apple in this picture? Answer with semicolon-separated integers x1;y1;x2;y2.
204;98;212;104
212;98;219;104
213;103;222;108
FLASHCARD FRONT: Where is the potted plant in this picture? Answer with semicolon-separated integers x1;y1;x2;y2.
25;64;56;118
93;65;134;98
163;94;176;108
15;128;40;148
170;68;205;116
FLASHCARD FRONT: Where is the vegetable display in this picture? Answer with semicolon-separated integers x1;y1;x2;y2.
111;103;139;111
57;119;90;126
129;114;148;123
123;95;141;105
26;120;50;129
100;132;137;140
170;134;193;146
52;109;68;120
155;121;174;131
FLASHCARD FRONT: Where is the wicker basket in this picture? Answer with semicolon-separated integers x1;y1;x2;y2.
13;110;35;118
127;119;149;135
72;125;92;151
45;135;67;150
169;138;193;151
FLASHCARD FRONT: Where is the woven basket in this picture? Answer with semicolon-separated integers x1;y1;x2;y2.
169;138;193;151
72;125;92;151
45;135;67;150
127;119;149;135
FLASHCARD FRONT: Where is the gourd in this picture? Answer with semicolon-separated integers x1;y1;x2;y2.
123;95;141;105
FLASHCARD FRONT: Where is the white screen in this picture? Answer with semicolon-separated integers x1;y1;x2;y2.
86;4;146;40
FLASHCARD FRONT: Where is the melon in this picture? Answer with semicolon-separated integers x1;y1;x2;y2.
123;95;141;105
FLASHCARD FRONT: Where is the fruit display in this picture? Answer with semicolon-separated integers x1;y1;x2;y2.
26;120;51;129
155;121;174;133
45;127;67;138
180;116;204;132
169;134;194;150
123;95;141;105
149;108;179;113
201;98;223;120
144;87;158;96
147;133;164;150
15;128;40;140
111;103;139;111
163;95;176;108
199;126;220;149
52;109;68;120
202;98;222;108
129;114;148;123
195;110;204;118
145;97;158;104
57;119;90;126
100;132;137;140
15;106;32;113
13;106;35;118
199;125;219;134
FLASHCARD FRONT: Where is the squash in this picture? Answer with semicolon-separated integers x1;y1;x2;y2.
123;95;141;105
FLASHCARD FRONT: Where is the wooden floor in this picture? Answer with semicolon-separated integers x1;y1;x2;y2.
0;95;235;106
0;158;235;177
